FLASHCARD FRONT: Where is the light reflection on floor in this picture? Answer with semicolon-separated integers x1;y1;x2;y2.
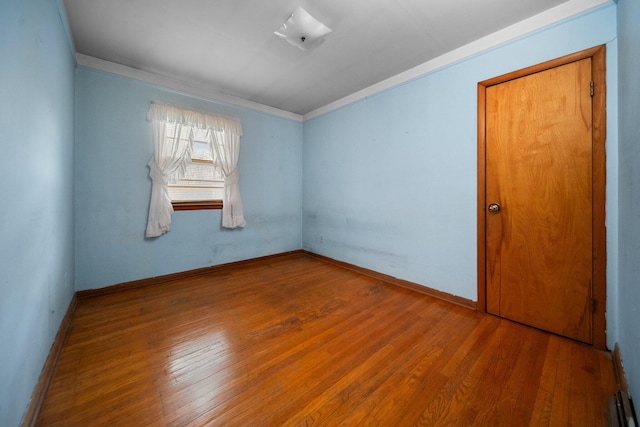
161;328;232;418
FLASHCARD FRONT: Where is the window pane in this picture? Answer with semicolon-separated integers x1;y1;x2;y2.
164;124;223;203
192;141;213;161
192;129;214;161
168;186;224;201
180;162;224;182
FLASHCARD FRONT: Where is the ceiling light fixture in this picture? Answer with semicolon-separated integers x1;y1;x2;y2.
274;7;332;51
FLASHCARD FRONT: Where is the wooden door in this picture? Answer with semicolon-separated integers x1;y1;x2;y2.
479;49;606;345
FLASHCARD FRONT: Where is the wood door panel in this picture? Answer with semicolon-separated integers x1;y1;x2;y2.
485;59;593;343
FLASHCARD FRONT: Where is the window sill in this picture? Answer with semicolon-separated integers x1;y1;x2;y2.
172;200;223;211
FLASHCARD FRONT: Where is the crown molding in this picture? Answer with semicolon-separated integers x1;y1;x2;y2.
303;0;613;121
76;54;304;122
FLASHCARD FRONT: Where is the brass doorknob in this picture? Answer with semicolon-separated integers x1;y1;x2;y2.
488;203;502;214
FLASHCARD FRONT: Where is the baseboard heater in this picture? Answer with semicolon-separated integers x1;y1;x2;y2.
610;391;637;427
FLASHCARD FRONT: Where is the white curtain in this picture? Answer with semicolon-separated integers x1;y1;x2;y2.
145;103;245;237
145;119;192;237
210;129;246;228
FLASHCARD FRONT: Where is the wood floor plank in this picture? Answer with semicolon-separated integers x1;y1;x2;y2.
549;336;576;426
345;309;459;425
287;300;456;427
35;253;616;426
478;326;549;426
199;284;426;426
425;322;510;425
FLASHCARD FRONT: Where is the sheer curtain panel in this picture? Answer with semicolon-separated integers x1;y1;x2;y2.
211;129;246;228
145;115;192;237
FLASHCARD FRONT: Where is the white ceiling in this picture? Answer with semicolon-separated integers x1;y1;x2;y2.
63;0;588;116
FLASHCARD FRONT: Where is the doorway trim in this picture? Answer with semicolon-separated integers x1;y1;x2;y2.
476;45;607;350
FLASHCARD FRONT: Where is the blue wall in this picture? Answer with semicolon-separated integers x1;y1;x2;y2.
74;69;303;290
617;0;640;402
303;5;618;316
0;1;76;426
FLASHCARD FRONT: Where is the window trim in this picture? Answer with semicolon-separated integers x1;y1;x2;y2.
172;200;223;211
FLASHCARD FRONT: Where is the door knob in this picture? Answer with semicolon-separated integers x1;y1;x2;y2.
488;203;502;214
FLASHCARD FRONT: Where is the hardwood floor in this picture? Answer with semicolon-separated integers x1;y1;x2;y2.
35;252;616;426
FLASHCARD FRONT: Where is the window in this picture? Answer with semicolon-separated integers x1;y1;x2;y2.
165;125;224;210
145;102;245;238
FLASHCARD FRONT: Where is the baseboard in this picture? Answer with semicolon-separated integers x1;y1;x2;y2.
303;251;476;310
20;294;78;427
614;344;631;395
77;249;475;311
610;344;638;427
76;250;307;299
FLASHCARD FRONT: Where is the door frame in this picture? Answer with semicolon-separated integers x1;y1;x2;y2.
476;45;607;350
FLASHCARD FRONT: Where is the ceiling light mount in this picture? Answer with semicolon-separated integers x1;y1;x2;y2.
274;7;332;51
